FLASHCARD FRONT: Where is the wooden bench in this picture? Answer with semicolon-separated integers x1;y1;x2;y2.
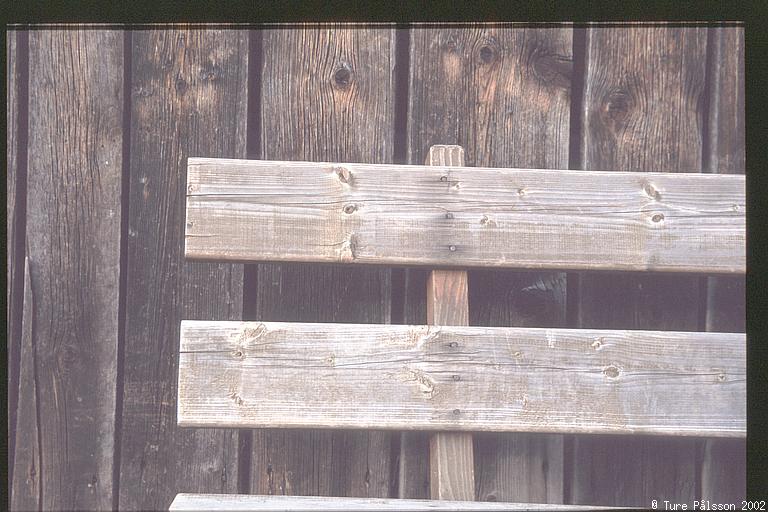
171;145;745;510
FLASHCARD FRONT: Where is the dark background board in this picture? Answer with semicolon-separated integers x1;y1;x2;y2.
248;27;396;499
118;30;247;510
14;30;123;510
7;25;745;510
7;29;22;496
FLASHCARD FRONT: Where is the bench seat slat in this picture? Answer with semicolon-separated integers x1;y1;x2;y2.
185;158;745;273
177;321;745;437
169;493;628;510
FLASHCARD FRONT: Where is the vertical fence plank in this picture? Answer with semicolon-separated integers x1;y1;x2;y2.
571;26;707;507
6;30;18;316
424;145;475;503
7;29;22;490
405;26;572;503
119;30;247;510
11;259;40;511
250;27;395;499
23;29;123;511
702;25;745;505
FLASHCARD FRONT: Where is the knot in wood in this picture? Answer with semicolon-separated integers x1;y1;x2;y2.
240;323;268;343
479;45;496;64
604;89;633;125
333;62;353;88
133;86;153;98
478;37;499;64
335;166;353;185
228;390;245;406
531;51;573;89
343;204;357;214
651;213;665;223
199;64;222;82
643;181;662;200
603;365;620;379
443;37;458;53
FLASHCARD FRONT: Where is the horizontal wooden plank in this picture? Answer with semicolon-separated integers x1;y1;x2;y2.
177;321;745;437
185;158;745;273
169;493;627;510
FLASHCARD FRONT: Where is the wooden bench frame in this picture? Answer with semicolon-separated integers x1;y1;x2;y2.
172;145;745;510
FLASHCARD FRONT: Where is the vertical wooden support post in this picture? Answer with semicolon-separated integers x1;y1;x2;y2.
425;145;475;501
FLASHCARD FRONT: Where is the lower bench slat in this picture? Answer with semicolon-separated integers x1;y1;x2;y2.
177;321;745;437
169;493;628;510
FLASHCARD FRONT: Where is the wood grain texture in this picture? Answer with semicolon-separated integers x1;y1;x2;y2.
169;493;624;511
119;29;247;510
571;26;709;507
11;259;41;511
430;430;474;501
424;146;475;503
407;27;573;503
7;29;22;490
178;321;745;436
702;26;746;505
7;29;18;315
25;29;123;510
250;27;395;499
473;433;563;504
186;158;744;274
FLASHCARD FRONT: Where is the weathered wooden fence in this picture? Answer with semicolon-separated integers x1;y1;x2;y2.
8;24;745;510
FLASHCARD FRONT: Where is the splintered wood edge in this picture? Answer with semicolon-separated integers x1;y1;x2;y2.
169;493;630;510
177;321;746;437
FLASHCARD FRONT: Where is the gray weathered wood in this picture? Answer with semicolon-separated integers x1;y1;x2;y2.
703;25;745;332
249;27;396;499
24;29;123;510
571;26;709;507
169;493;626;510
119;29;247;510
702;25;746;505
11;258;41;511
430;431;474;501
407;27;573;503
178;320;744;436
7;29;19;320
7;29;23;491
473;433;563;504
185;158;744;274
424;146;475;502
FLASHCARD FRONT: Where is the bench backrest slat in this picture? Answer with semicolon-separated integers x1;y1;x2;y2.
185;158;745;273
169;493;627;510
177;320;745;437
